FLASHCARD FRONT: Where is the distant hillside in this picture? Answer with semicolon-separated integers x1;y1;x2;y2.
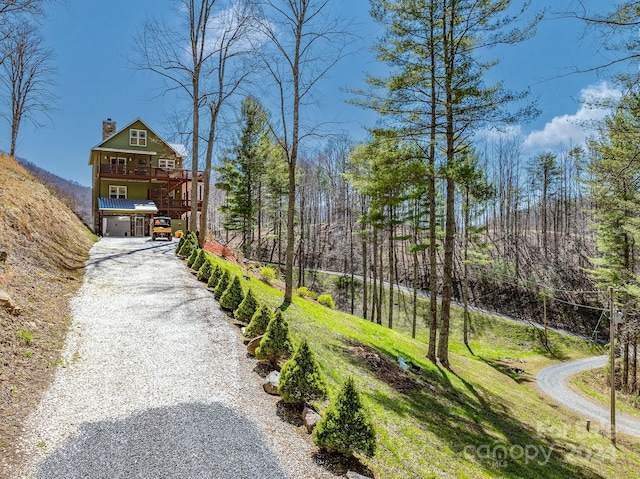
0;154;94;476
17;158;91;227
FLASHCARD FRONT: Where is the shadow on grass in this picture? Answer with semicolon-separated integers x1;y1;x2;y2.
478;357;533;384
338;337;608;479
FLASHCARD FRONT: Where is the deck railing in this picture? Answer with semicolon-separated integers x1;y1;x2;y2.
99;165;203;180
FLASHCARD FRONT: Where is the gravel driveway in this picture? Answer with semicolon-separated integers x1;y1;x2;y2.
537;355;640;438
14;238;333;479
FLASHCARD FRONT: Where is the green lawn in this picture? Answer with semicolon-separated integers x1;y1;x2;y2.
570;367;640;418
200;251;640;478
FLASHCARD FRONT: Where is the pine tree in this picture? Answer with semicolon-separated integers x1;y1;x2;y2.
220;275;245;312
213;270;231;300
363;0;540;368
215;96;273;258
196;260;212;282
255;309;294;366
244;304;274;338
278;339;327;404
313;377;376;458
587;89;640;393
234;287;259;323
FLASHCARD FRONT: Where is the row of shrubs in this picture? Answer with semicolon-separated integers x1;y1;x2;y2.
174;233;376;459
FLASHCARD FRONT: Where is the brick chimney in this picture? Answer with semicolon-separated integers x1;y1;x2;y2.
102;118;116;140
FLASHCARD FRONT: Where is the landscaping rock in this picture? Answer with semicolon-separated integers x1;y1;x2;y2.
263;370;280;395
303;405;321;434
0;289;20;315
247;335;264;357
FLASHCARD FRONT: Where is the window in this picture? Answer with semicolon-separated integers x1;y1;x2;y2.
130;129;147;146
109;185;127;199
158;159;175;169
110;157;126;165
137;158;147;165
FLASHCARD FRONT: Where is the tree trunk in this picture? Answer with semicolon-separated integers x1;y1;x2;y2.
463;188;470;347
191;77;200;238
388;206;394;329
427;0;438;362
372;225;379;323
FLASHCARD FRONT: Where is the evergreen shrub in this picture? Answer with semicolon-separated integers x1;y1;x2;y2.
220;275;244;312
192;248;207;271
234;287;259;322
278;339;327;404
255;309;293;366
196;260;212;282
244;304;273;338
313;377;376;458
207;264;222;288
213;270;231;300
175;235;185;254
186;248;200;268
178;239;194;257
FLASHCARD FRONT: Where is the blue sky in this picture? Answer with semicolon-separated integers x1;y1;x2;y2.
4;0;629;187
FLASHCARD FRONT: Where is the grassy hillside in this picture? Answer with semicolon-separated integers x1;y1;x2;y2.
0;154;94;474
200;250;639;478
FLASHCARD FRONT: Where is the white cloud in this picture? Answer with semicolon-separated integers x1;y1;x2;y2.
523;82;622;152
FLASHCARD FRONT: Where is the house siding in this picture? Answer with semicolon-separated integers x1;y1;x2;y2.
89;118;198;236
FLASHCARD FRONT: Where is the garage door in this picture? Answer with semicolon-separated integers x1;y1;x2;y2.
105;216;131;237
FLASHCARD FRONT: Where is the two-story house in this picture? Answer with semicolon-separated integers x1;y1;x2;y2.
89;118;204;237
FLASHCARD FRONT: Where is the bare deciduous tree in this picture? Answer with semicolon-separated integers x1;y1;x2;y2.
254;0;349;304
135;1;255;242
0;21;55;157
134;0;217;233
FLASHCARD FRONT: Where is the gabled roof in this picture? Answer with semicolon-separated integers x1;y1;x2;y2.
90;117;187;159
98;198;158;213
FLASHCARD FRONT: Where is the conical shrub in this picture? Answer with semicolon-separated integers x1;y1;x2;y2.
234;287;259;323
207;264;222;289
255;309;294;366
192;248;206;271
213;270;231;300
175;235;185;254
186;247;200;268
220;275;244;312
313;377;376;458
196;260;212;282
278;339;327;404
244;304;273;338
178;238;194;257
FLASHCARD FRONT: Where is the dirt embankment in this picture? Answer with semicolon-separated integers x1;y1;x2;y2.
0;154;94;475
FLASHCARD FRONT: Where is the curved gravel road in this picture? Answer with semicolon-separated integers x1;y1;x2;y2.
537;355;640;438
14;238;333;479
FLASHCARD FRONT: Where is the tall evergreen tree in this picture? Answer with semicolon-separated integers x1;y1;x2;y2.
215;96;273;258
587;89;640;392
363;0;540;367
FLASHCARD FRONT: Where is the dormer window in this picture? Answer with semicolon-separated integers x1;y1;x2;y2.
130;129;147;147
